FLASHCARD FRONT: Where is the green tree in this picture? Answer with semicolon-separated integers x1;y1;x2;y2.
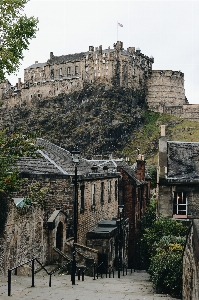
0;131;40;234
0;0;38;81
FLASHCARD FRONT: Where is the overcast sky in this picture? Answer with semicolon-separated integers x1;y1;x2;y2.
7;0;199;104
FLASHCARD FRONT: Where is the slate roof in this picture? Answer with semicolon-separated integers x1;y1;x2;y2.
87;219;118;239
25;62;47;70
15;157;64;175
167;141;199;180
90;158;149;185
36;138;95;175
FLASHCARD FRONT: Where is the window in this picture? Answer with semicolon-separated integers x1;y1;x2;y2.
91;184;95;206
101;182;104;204
75;66;78;75
67;67;71;76
50;69;54;79
173;192;187;217
59;68;62;76
115;180;118;201
108;181;112;202
80;185;85;213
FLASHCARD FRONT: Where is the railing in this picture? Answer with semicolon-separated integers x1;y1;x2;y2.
7;257;72;296
92;262;129;280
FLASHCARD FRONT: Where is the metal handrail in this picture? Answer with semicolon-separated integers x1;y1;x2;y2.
7;257;72;296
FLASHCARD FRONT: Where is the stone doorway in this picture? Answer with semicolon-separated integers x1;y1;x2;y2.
56;222;63;250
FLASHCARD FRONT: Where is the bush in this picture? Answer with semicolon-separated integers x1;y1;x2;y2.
148;236;185;298
140;215;187;269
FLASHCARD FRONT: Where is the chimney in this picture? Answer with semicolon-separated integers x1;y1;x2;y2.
161;125;166;137
89;46;94;52
99;45;102;54
158;125;168;182
18;78;21;90
136;154;146;182
50;52;54;59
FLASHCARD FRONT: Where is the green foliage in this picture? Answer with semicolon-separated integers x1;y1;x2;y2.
138;202;188;298
147;165;157;189
27;182;48;209
0;131;40;194
148;235;186;298
0;0;38;81
141;216;187;269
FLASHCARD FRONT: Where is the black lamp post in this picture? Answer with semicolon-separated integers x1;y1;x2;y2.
118;205;124;278
71;147;80;285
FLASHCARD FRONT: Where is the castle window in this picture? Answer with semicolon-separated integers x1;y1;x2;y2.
98;67;100;70
173;192;187;218
59;68;62;76
86;67;88;72
101;182;104;204
108;181;112;203
95;60;98;64
106;66;108;70
75;66;78;75
67;67;71;76
50;69;54;79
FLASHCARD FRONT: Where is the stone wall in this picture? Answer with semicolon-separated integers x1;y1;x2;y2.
0;200;46;275
183;220;199;300
146;70;186;111
0;172;119;274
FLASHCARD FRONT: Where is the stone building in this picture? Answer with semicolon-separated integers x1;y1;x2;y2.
89;153;150;269
157;125;199;219
2;40;198;120
0;139;122;274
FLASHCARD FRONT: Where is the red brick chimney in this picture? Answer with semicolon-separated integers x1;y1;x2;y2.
136;154;145;182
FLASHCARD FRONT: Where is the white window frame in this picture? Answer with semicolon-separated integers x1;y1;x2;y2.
173;191;187;218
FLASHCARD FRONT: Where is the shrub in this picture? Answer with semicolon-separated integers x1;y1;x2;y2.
148;236;185;298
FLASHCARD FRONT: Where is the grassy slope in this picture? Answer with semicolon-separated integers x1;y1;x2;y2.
122;110;199;164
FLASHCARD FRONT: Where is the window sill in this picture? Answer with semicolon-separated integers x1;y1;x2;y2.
173;214;187;219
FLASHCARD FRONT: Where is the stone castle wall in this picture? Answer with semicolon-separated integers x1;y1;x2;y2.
146;70;186;111
1;41;199;120
183;220;199;300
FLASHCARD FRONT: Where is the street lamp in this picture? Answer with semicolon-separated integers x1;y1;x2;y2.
118;205;124;278
71;147;80;285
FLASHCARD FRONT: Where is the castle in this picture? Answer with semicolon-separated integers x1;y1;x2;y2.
1;41;199;120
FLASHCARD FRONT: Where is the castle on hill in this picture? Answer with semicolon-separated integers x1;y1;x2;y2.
1;41;199;120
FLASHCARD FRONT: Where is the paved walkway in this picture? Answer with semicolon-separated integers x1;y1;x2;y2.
0;270;178;300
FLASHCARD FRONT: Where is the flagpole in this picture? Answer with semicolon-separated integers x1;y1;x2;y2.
117;21;118;41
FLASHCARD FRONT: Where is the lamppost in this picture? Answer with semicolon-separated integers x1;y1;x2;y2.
71;147;80;285
118;205;124;278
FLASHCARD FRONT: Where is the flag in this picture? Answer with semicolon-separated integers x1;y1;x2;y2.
118;23;123;27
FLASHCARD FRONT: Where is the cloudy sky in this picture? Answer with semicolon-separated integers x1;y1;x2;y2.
8;0;199;104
